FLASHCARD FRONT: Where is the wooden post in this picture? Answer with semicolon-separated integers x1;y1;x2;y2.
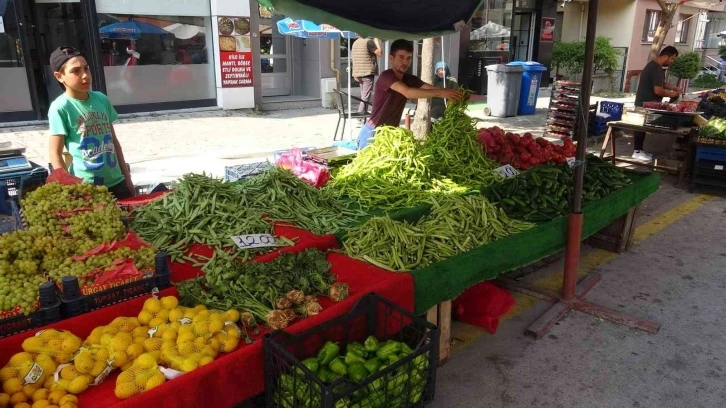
426;300;452;364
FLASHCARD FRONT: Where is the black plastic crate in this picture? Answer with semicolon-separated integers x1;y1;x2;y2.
264;293;439;408
60;252;172;318
0;281;61;339
0;163;49;200
0;199;23;234
225;161;273;182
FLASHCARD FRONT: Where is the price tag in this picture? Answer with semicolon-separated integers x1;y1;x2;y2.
567;157;576;167
715;165;724;171
231;234;278;249
493;165;520;178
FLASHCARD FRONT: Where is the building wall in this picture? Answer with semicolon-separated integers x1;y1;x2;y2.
559;2;587;42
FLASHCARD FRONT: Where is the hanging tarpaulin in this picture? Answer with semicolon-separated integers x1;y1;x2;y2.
257;0;484;40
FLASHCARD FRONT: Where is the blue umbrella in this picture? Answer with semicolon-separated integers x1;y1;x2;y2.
277;18;359;140
99;20;169;40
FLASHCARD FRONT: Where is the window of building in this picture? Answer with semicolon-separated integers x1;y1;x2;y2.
704;11;726;49
642;10;660;43
94;0;215;107
470;0;513;52
675;14;691;44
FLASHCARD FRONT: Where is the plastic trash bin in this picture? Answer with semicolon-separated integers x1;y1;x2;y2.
485;64;524;117
508;61;548;115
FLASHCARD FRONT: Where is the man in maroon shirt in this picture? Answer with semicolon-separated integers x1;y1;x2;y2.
356;39;463;149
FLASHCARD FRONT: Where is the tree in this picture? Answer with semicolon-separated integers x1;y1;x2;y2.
647;0;693;61
412;38;435;139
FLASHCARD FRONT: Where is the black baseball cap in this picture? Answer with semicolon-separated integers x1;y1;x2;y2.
50;46;84;72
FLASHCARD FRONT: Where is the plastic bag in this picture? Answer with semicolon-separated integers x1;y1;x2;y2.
275;148;330;188
452;282;515;334
46;168;83;185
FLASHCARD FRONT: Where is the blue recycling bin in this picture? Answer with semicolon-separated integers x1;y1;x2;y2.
508;61;548;115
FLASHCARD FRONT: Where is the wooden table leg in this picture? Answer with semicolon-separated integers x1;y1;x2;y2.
426;301;452;364
599;127;613;159
610;130;617;165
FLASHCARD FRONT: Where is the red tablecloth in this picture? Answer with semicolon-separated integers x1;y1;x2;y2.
0;252;414;408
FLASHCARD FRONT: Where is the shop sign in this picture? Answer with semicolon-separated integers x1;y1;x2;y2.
218;16;253;88
541;17;555;42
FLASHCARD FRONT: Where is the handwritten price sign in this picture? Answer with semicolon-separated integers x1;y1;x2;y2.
231;234;278;249
493;165;520;178
567;157;576;167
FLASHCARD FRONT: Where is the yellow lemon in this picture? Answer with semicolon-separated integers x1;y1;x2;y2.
60;338;80;354
89;361;107;377
207;338;220;353
21;337;44;352
8;352;34;367
99;334;113;348
121;361;134;372
161;330;177;342
110;333;132;352
176;332;195;345
179;360;199;373
0;367;18;381
137;311;152;325
208;319;224;333
148;318;166;328
3;378;23;395
32;399;51;408
177;342;195;357
193;305;206;313
0;393;8;408
117;370;134;384
42;376;56;390
223;310;240;323
114;381;136;400
160;297;178;310
149;351;162;363
66;376;90;395
15;403;31;408
52;379;69;392
143;338;163;352
10;392;27;405
96;347;110;361
59;403;76;408
34;355;56;376
60;366;79;381
47;390;66;405
32;389;49;403
168;308;184;322
72;354;93;375
135;354;156;370
131;327;148;338
22;384;38;399
220;336;239;353
111;351;128;368
143;298;162;314
134;337;145;346
198;356;214;367
58;395;77;406
126;344;144;360
144;373;165;391
134;370;154;388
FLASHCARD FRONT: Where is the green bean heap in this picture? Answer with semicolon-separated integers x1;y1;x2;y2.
342;194;534;272
423;88;501;188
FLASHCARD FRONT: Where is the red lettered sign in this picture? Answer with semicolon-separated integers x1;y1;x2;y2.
220;51;253;88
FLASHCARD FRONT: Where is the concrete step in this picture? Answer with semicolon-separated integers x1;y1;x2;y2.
261;96;321;111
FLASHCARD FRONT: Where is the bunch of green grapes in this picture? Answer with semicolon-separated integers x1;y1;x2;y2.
48;247;156;286
21;182;115;228
65;205;126;245
0;272;46;315
0;230;45;265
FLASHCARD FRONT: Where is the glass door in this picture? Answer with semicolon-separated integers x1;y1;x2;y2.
259;14;291;96
0;0;35;118
21;0;91;115
512;12;534;62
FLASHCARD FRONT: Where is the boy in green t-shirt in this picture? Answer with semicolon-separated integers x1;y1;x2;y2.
48;46;135;199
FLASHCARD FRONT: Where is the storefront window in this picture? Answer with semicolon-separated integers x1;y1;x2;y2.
0;0;33;113
469;0;513;52
95;0;215;106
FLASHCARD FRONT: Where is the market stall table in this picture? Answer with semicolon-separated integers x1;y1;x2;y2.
0;252;413;408
599;121;695;181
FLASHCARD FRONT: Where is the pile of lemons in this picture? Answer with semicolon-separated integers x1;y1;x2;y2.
0;296;244;406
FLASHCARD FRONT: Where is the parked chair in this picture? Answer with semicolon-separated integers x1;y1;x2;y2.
332;89;371;141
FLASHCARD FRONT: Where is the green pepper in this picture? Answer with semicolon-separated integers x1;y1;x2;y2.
347;342;368;358
280;373;295;393
302;357;319;373
387;355;400;364
318;366;334;383
329;357;348;376
334;398;350;408
413;354;429;370
399;342;413;355
317;341;340;366
347;363;368;382
375;342;400;360
364;357;381;374
345;352;367;365
363;336;380;352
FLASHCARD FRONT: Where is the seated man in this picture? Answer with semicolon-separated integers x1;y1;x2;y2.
356;40;462;149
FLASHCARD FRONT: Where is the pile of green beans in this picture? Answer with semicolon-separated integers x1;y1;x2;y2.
131;173;279;263
330;126;434;210
342;195;534;272
423;88;501;188
231;167;367;235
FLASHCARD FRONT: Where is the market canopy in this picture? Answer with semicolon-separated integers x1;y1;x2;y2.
99;20;169;40
257;0;484;40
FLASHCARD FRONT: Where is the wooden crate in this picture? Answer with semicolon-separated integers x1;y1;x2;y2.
586;205;639;253
426;300;451;364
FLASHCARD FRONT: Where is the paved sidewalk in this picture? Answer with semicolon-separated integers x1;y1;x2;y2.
0;92;636;184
